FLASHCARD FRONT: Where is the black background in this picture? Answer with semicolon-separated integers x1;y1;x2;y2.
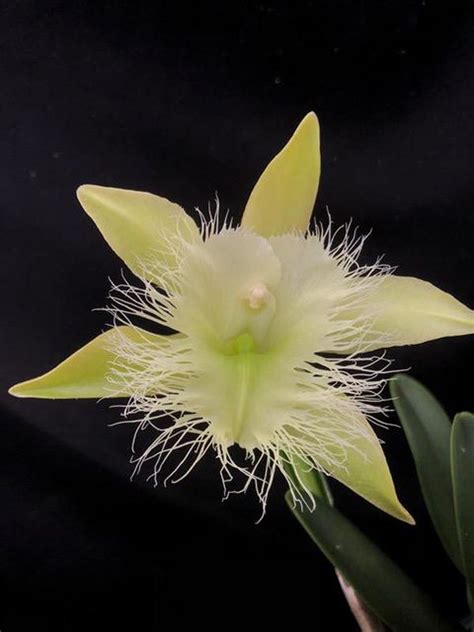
2;1;474;630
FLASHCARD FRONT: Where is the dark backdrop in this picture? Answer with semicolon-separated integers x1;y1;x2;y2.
2;1;474;630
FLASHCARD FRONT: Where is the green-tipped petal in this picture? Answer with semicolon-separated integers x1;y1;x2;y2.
342;275;474;353
77;185;201;283
9;326;167;399
318;407;414;524
241;112;320;236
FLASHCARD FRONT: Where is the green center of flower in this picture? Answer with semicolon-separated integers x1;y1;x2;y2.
210;331;272;447
223;332;257;355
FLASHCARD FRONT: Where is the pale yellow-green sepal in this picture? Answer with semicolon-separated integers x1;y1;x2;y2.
241;112;320;236
77;185;201;284
348;275;474;353
9;326;167;399
320;412;414;524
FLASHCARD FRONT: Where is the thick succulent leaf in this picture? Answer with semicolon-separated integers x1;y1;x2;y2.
317;409;414;524
341;275;474;353
390;375;463;572
77;185;201;283
9;326;167;399
241;112;320;236
286;493;459;632
451;412;474;609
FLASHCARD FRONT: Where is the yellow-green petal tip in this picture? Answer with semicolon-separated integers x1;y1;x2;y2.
76;183;200;284
8;382;31;398
241;111;321;237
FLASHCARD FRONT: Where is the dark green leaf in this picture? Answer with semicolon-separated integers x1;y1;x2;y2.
451;412;474;611
390;374;463;571
286;492;460;632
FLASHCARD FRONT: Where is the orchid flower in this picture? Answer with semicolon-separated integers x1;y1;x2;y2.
10;113;474;521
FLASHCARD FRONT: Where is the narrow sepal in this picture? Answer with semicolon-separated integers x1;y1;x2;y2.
9;326;167;399
77;185;200;284
241;112;320;236
340;276;474;353
315;409;414;524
